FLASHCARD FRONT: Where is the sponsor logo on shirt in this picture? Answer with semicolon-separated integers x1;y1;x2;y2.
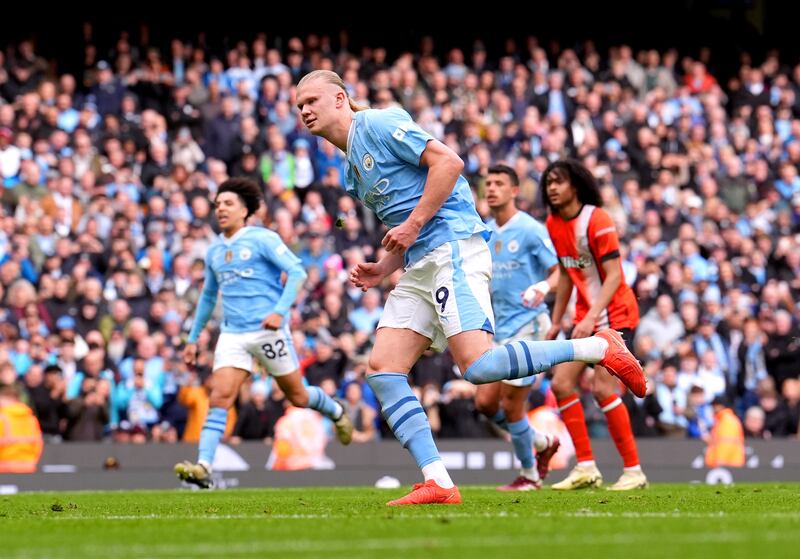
560;254;593;269
364;178;391;212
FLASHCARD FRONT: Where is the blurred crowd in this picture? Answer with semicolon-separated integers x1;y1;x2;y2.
0;26;799;447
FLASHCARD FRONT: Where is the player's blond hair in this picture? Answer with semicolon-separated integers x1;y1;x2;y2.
298;70;367;112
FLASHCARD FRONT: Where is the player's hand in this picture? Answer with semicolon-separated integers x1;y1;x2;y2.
381;220;420;255
571;316;595;339
545;324;561;340
183;343;198;366
522;290;544;308
522;280;550;308
261;313;283;330
349;262;385;292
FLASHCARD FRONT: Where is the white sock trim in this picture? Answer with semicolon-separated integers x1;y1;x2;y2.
600;397;623;413
533;432;549;453
577;460;596;468
623;465;642;473
558;398;580;412
571;337;608;363
520;467;540;482
422;460;454;488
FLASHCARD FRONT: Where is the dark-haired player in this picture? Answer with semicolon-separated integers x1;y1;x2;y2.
175;178;353;488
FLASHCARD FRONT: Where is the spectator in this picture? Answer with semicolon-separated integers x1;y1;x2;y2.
637;294;685;358
64;376;110;441
2;29;800;443
0;384;43;472
348;289;383;335
765;310;800;391
437;380;489;438
653;362;688;436
342;381;377;443
24;364;66;439
231;380;279;443
705;396;745;467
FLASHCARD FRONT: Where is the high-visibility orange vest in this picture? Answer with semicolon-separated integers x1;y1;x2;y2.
270;408;327;470
705;407;745;468
177;386;236;443
0;402;44;473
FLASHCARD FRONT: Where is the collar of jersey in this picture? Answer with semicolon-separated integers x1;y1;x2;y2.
493;210;522;234
219;226;251;245
346;113;358;156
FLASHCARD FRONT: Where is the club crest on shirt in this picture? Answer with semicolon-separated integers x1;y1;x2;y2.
224;250;233;263
362;153;374;171
494;240;502;254
239;248;252;261
508;240;520;253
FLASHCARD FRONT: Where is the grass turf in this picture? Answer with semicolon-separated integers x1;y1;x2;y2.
1;483;799;558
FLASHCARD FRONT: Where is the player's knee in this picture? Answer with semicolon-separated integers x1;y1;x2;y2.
367;353;405;374
209;387;237;408
501;399;525;423
592;386;615;402
286;388;309;408
549;375;575;399
474;394;498;417
367;354;383;373
462;348;495;384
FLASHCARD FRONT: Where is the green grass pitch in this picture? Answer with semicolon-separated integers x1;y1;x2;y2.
2;483;799;558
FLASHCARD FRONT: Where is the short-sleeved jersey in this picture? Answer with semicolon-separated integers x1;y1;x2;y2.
204;227;303;332
546;205;638;330
488;212;558;339
344;107;488;266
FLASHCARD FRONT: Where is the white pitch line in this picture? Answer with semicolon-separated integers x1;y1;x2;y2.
5;530;798;559
16;510;800;521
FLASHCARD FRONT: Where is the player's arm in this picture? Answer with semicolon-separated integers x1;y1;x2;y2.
522;264;559;308
185;259;219;364
350;251;404;292
384;139;463;254
369;109;463;254
547;263;573;339
523;232;560;307
262;236;308;330
411;140;463;225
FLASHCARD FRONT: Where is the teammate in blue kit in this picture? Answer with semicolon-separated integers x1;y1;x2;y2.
476;164;561;491
174;177;353;488
296;70;644;505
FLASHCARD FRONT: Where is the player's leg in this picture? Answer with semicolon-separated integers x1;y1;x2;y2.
367;263;461;505
252;326;352;444
455;328;644;396
592;329;647;490
200;366;248;463
474;382;506;431
549;361;603;490
175;333;249;488
272;371;353;445
501;314;560;488
439;236;645;396
368;327;461;506
494;382;538;490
